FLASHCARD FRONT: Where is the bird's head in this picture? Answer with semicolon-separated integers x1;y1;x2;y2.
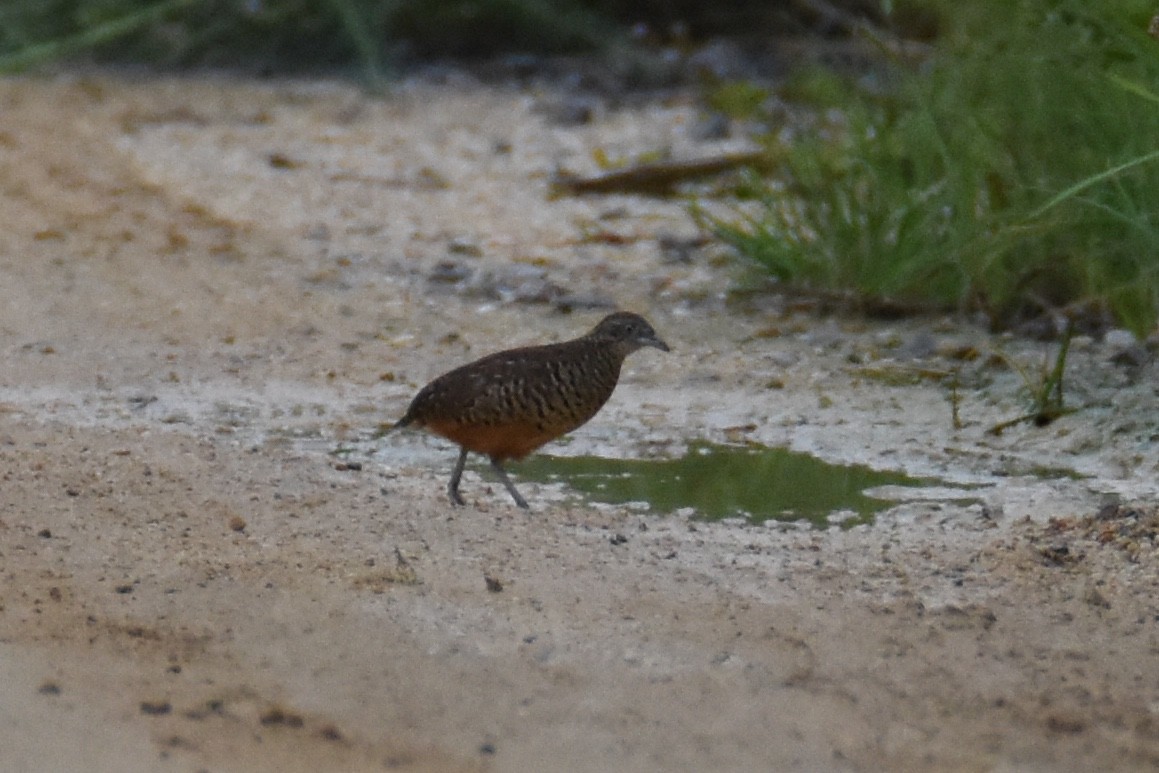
589;311;670;356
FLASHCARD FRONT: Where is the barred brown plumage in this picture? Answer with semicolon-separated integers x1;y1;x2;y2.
393;311;669;508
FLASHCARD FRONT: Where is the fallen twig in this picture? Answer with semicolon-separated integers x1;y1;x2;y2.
550;151;767;197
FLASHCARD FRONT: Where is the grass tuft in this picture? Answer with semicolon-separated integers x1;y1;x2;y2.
705;0;1159;336
987;320;1078;435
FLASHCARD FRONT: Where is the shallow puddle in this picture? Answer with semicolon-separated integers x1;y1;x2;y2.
515;441;936;526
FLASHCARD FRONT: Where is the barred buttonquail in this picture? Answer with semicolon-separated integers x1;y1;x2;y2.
393;311;669;508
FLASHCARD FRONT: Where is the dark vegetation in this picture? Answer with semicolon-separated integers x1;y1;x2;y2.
0;1;834;78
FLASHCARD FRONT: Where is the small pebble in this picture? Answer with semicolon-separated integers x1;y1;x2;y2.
140;700;172;716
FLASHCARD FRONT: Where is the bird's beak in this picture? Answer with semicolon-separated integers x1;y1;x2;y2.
642;333;670;352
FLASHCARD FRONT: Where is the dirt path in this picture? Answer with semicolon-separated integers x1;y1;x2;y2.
1;72;1158;772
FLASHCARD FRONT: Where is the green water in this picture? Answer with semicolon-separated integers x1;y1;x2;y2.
514;441;933;526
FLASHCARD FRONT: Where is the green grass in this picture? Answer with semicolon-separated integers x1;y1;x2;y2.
987;320;1078;435
704;0;1159;336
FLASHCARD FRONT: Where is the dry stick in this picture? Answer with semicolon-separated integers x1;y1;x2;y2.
550;151;768;197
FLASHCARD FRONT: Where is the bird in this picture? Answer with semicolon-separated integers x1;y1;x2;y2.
392;311;669;509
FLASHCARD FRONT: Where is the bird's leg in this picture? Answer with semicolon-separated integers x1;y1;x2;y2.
447;447;468;506
490;457;530;510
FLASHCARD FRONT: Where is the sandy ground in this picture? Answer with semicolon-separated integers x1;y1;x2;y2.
1;71;1158;772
